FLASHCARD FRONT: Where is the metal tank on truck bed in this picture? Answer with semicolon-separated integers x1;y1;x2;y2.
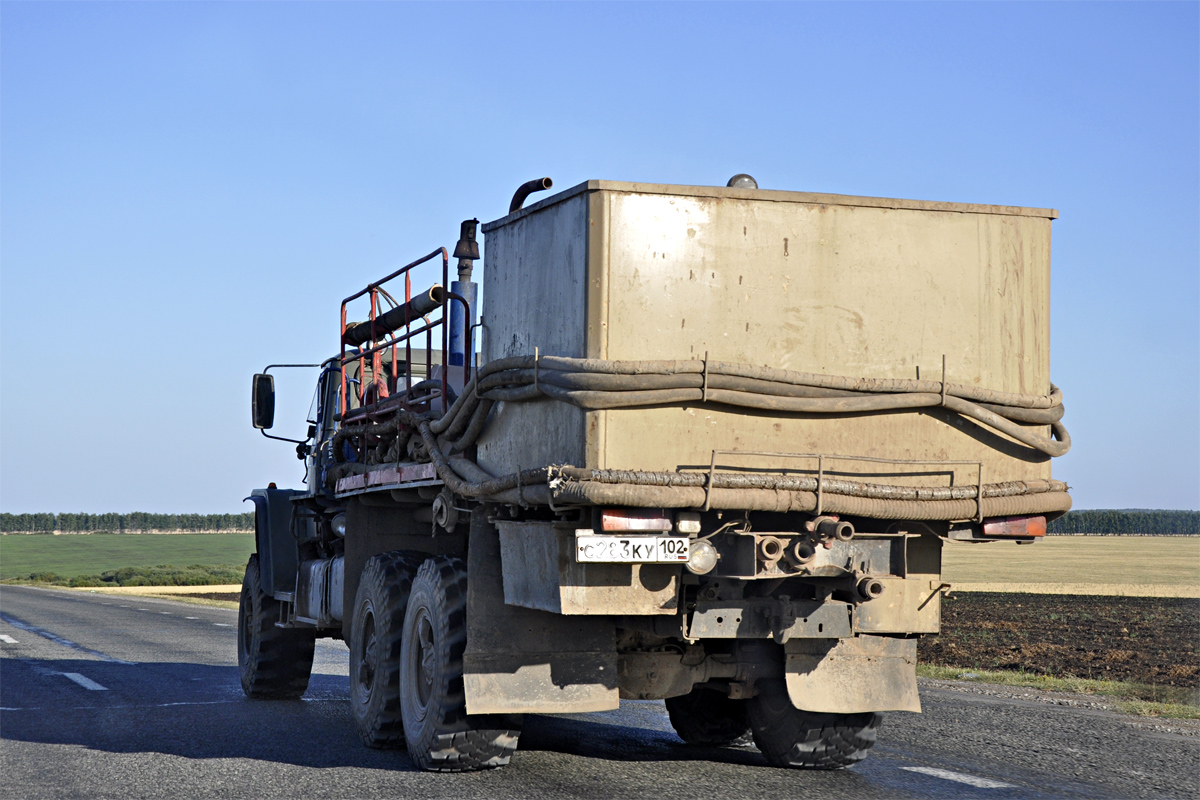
240;175;1071;773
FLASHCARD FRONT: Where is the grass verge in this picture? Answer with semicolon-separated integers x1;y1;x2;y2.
2;564;244;587
917;664;1200;719
138;594;240;610
68;587;241;609
949;582;1199;598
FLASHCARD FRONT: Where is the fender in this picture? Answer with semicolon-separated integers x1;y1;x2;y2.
245;487;302;598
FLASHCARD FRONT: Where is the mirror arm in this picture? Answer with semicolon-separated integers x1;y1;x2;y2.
260;430;310;445
253;362;323;439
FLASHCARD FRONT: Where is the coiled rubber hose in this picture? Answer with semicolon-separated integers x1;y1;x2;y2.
429;355;1069;458
328;354;1072;521
394;369;1073;522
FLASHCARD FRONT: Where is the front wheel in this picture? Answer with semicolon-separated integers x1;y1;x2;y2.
400;556;522;772
747;679;881;769
238;554;316;698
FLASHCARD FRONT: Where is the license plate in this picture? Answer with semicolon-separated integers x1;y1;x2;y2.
575;533;690;563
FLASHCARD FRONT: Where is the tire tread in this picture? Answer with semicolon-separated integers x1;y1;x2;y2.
665;687;753;746
352;551;426;748
239;554;316;699
402;556;522;772
748;679;880;769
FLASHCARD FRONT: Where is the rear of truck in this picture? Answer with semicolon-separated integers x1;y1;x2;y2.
240;178;1070;772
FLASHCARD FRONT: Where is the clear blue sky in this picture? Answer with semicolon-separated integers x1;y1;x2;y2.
1;2;1196;513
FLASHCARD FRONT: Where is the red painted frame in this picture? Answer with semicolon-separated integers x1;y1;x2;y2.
337;247;471;424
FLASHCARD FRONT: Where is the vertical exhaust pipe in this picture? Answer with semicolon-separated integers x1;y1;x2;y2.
449;219;479;369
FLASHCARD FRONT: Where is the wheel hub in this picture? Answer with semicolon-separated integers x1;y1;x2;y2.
239;588;253;661
414;609;435;712
355;610;377;703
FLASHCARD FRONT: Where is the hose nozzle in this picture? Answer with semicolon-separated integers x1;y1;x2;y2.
757;536;785;564
813;516;855;542
856;577;885;601
785;539;816;568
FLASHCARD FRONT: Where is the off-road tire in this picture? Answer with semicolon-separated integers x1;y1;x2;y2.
238;554;316;698
747;678;881;769
350;551;426;748
400;556;522;772
665;686;753;746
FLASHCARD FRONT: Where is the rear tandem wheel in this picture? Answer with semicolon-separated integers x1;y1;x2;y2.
349;550;426;748
400;556;523;772
747;678;882;769
665;686;753;746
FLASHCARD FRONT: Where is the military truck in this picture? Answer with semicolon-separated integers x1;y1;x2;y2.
242;175;1071;772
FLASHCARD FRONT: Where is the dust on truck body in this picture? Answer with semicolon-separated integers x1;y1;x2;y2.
242;177;1071;772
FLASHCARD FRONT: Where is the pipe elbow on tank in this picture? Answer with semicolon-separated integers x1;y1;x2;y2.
509;177;553;213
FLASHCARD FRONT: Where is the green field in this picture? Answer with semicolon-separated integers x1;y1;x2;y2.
0;533;255;581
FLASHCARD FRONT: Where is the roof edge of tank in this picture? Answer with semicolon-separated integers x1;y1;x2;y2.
481;179;1058;232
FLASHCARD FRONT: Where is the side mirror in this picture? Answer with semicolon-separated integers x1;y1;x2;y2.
252;373;275;429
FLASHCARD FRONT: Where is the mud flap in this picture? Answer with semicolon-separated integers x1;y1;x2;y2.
785;635;921;714
462;511;620;714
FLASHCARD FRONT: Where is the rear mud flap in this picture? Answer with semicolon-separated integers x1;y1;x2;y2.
785;635;921;714
463;512;619;714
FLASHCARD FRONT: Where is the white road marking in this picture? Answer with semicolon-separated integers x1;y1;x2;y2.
213;623;231;627
901;767;1015;789
0;634;18;644
118;605;130;608
136;608;148;611
0;613;135;665
2;697;340;712
185;617;199;620
62;673;108;691
159;612;172;615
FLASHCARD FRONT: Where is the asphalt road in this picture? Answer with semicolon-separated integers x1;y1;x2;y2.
1;585;1196;800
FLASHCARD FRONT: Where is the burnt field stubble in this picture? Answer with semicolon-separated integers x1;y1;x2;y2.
919;592;1200;688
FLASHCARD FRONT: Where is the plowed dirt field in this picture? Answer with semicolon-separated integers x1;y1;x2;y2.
919;592;1199;688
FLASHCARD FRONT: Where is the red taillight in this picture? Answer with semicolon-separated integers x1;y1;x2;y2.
600;510;672;532
982;515;1047;538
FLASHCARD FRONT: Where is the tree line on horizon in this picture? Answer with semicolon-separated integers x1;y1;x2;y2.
0;512;254;533
1045;509;1197;535
1;509;1197;535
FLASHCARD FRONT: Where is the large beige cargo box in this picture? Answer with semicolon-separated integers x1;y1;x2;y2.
477;181;1056;488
